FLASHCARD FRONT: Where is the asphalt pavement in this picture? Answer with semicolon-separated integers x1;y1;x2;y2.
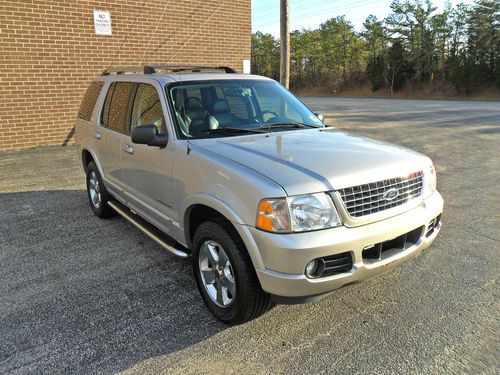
0;97;499;374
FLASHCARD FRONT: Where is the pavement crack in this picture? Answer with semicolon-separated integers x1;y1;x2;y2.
465;227;500;243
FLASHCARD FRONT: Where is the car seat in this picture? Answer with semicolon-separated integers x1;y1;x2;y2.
208;99;242;129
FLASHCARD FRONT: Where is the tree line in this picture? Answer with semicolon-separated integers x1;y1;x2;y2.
251;0;499;96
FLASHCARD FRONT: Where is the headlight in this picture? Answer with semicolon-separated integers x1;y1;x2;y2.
288;193;341;231
256;193;341;233
424;164;437;197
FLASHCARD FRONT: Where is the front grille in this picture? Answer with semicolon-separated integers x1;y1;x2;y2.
337;171;424;218
362;226;423;262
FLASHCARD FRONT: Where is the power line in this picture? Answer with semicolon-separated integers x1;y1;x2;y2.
253;0;365;16
139;0;170;65
255;0;385;28
253;0;322;12
106;1;146;70
166;0;228;63
254;0;384;25
253;0;344;16
148;4;205;57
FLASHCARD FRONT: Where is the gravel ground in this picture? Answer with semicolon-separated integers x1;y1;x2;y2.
0;98;499;374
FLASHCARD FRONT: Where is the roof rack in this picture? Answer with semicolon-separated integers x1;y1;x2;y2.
101;65;237;76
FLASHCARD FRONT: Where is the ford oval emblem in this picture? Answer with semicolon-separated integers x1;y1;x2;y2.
383;188;399;201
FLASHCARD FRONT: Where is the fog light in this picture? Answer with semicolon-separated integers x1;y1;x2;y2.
305;259;322;278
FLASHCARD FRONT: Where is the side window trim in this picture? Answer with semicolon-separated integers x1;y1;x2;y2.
100;82;115;127
125;83;139;135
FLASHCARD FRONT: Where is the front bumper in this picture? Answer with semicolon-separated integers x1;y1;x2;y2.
250;191;443;299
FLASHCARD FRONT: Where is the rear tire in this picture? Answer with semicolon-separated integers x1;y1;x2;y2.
192;219;272;324
85;161;116;218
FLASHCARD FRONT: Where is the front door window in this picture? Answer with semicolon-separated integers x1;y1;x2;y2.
131;83;166;134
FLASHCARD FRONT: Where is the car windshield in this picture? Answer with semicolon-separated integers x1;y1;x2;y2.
166;79;324;139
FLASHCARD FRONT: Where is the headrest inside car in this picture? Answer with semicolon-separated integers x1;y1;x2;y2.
212;99;229;113
185;97;203;110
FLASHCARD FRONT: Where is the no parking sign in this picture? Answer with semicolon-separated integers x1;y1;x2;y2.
93;10;112;35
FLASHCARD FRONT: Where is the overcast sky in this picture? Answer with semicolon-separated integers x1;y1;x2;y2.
252;0;475;36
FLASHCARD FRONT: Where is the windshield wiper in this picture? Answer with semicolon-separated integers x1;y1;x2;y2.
259;122;320;130
198;127;266;135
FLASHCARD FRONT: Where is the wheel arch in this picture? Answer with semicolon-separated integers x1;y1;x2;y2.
81;148;104;177
183;196;265;270
81;149;94;170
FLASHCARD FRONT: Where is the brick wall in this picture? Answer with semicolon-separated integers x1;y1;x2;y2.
0;0;251;152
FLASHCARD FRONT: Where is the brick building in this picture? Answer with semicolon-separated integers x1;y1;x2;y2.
0;0;251;152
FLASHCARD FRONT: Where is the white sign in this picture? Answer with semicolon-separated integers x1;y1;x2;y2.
243;59;251;74
93;10;112;35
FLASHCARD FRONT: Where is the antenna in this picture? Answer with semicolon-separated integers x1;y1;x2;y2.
105;5;143;72
140;0;170;65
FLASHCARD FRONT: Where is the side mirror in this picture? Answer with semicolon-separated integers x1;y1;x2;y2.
314;113;325;122
131;124;168;148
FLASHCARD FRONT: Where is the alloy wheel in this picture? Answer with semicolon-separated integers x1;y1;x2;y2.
198;240;236;307
88;171;101;209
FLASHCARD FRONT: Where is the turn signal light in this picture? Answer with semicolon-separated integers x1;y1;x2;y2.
256;199;290;232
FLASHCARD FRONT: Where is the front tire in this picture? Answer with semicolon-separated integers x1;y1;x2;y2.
192;219;272;324
85;161;116;218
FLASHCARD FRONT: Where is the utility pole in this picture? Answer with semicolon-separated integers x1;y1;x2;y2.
280;0;290;89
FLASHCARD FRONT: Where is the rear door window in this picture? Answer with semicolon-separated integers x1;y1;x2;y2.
101;82;135;134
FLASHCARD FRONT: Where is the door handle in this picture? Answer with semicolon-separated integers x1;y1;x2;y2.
94;131;102;140
122;144;134;154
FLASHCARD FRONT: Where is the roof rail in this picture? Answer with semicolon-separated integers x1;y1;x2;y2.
101;66;144;75
101;65;237;76
144;65;237;74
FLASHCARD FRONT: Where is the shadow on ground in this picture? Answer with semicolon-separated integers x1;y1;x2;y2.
0;190;225;374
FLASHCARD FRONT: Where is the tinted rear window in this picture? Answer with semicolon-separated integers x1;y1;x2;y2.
101;82;135;134
77;81;104;121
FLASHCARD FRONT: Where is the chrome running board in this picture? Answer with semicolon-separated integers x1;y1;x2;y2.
108;200;189;258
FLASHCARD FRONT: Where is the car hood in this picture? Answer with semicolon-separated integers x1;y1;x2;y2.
191;128;431;196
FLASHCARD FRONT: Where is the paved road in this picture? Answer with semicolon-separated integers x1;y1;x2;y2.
1;98;499;374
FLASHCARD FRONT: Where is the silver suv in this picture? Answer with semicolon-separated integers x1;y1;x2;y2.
75;66;443;324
